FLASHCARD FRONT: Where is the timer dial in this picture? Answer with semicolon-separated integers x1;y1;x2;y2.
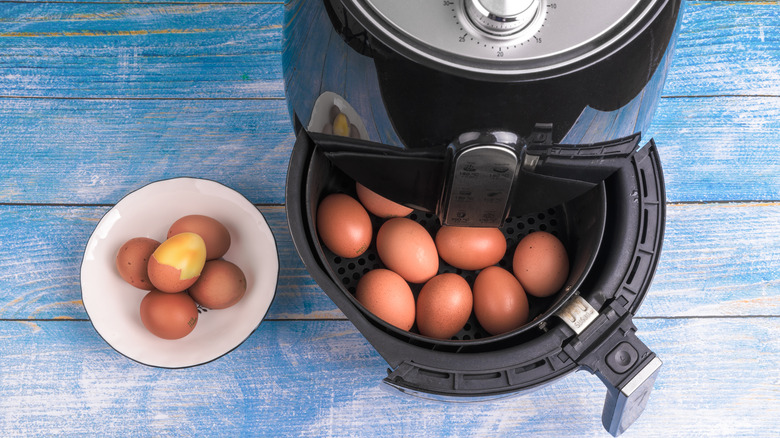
465;0;542;37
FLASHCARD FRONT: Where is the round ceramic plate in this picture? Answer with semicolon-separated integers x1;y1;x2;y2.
81;177;279;368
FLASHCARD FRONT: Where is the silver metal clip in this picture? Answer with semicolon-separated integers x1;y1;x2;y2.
555;295;598;335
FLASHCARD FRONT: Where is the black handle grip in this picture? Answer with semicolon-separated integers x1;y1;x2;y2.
561;299;662;436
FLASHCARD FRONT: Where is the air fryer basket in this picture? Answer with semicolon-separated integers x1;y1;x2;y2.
287;128;667;436
303;138;607;348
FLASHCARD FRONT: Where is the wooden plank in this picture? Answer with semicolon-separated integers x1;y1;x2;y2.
0;317;776;436
1;202;777;320
645;202;780;318
0;3;285;98
647;95;780;202
0;97;296;205
664;1;780;97
1;95;778;205
0;205;341;320
0;2;775;100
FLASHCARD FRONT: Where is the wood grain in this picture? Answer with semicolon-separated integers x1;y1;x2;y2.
647;96;780;202
664;1;780;97
0;2;775;99
0;98;295;205
0;318;776;437
0;204;340;320
0;1;777;436
0;95;777;205
0;202;777;320
0;4;285;99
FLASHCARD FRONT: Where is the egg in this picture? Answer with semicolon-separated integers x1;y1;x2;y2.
355;269;416;331
147;232;207;293
167;215;231;260
140;289;199;340
332;113;351;137
188;259;247;309
416;273;473;340
435;226;506;271
355;182;413;219
316;193;372;259
512;231;569;297
376;217;439;284
116;237;160;290
473;266;529;336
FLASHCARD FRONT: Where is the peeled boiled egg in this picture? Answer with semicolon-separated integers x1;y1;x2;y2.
140;289;199;339
512;231;569;297
316;193;372;259
116;237;160;290
355;269;416;331
167;215;231;260
188;259;247;309
416;273;473;340
332;113;351;137
435;226;506;271
473;266;529;336
355;182;413;219
376;217;439;284
147;232;207;293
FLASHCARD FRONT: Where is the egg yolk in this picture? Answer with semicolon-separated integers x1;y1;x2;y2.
152;232;207;280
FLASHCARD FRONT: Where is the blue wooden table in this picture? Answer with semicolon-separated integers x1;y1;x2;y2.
1;1;778;436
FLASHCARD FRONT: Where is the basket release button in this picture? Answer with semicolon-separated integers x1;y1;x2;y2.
606;342;639;374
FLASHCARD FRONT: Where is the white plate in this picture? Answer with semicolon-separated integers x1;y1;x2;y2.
81;178;279;368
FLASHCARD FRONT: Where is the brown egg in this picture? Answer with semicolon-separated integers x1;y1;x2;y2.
376;217;439;284
435;226;506;271
148;232;207;293
316;193;372;259
116;237;160;290
355;182;413;219
473;266;529;336
355;269;416;331
416;273;473;340
167;215;231;260
512;231;569;297
188;259;247;309
140;289;199;340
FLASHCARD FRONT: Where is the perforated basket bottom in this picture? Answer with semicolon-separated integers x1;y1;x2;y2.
322;207;569;341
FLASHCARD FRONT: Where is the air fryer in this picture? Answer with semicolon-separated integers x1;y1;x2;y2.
282;0;682;435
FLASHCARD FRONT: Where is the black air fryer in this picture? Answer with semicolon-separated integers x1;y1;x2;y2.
283;1;683;435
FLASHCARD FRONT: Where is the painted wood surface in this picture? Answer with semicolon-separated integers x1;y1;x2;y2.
1;202;778;321
0;0;778;437
0;318;778;436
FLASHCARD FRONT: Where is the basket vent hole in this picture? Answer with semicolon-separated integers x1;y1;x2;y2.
626;256;641;285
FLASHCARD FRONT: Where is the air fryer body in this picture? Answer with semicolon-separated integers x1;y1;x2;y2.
283;0;681;149
283;1;683;435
